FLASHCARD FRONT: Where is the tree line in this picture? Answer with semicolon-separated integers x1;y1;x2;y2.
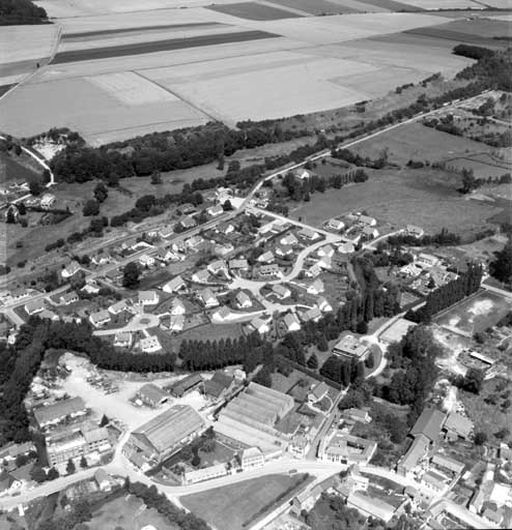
405;262;483;323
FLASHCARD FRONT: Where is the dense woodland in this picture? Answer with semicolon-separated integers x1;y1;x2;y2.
0;0;47;25
489;238;512;286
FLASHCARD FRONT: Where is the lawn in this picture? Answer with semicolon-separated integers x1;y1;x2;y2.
181;474;309;530
351;122;496;167
0;150;41;184
290;166;502;238
435;290;512;335
86;494;176;530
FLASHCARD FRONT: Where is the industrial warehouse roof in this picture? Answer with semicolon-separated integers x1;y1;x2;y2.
132;405;204;454
33;397;86;426
204;371;233;398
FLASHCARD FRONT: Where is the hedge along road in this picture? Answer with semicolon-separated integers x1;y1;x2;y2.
51;30;281;64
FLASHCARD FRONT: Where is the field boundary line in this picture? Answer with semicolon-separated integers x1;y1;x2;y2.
132;71;225;125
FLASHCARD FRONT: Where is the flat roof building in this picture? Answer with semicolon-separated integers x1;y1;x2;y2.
332;335;369;361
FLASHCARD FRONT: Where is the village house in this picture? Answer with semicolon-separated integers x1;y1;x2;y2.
216;222;235;235
207;260;227;276
214;243;234;257
192;269;210;284
89;310;111;328
306;263;322;278
185;235;203;250
295;168;311;180
163;275;186;294
307;279;324;295
114;332;132;348
362;226;379;240
249;316;270;335
301;307;322;323
356;214;377;227
169;314;185;332
272;284;291;299
337;241;355;254
317;245;335;258
25;299;46;316
61;261;80;278
207;204;224;218
158;225;174;239
327;218;345;232
138;290;159;306
406;225;424;238
229;258;249;272
257;250;275;264
259;264;280;277
108;299;128;315
213;306;230;321
235;291;252;309
179;215;197;230
280;233;298;247
59;291;79;306
415;253;440;269
170;298;186;316
308;382;329;403
138;254;155;268
283;313;301;332
275;244;293;258
298;227;320;240
317;296;333;312
39;309;59;321
198;288;219;308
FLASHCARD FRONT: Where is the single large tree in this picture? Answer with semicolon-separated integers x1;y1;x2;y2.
490;239;512;285
122;262;140;289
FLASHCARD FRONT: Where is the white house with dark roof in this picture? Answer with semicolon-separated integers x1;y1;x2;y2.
280;233;298;247
299;227;320;240
327;218;345;231
207;260;227;276
229;258;248;271
302;307;322;323
275;245;293;258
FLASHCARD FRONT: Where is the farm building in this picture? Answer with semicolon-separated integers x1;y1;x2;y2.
167;374;203;398
33;397;87;429
136;384;168;407
218;383;294;430
203;371;235;401
125;405;204;465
